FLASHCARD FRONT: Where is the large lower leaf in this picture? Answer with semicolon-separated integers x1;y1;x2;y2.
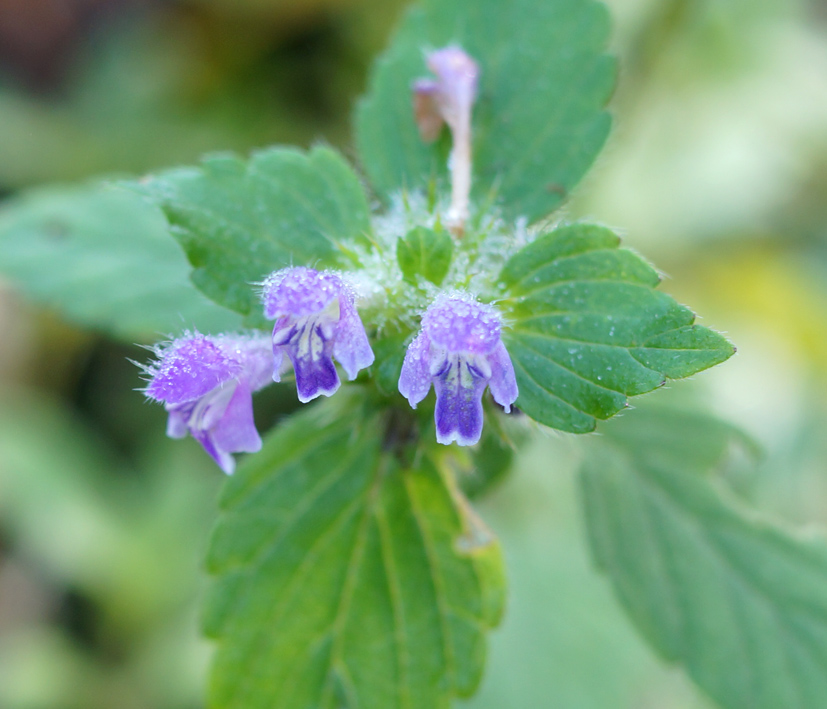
499;223;734;432
581;407;827;709
355;0;615;224
204;397;505;709
0;185;241;340
135;146;371;324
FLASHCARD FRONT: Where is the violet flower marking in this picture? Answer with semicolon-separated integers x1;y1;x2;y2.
261;266;374;403
144;333;272;474
413;46;479;234
398;295;518;446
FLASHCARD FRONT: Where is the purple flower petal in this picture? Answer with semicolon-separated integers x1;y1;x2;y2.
290;321;341;402
261;267;339;320
166;408;190;439
422;295;501;354
271;343;285;382
262;267;374;400
193;429;236;475
423;47;479;132
433;356;487;446
487;341;519;413
146;335;240;405
211;381;262;456
334;292;375;380
398;332;434;408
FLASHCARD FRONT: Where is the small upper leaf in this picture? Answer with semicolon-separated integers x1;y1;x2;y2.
0;185;241;340
581;407;827;709
397;225;454;285
499;223;735;432
134;146;371;325
204;396;505;709
355;0;615;224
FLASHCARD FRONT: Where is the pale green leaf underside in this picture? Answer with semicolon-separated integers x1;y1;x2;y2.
500;223;734;432
135;146;371;325
0;185;240;340
355;0;615;224
204;398;505;709
581;408;827;709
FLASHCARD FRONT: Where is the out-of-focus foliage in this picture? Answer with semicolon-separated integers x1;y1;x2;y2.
583;406;827;709
356;0;614;221
0;0;410;188
0;185;241;340
0;385;220;708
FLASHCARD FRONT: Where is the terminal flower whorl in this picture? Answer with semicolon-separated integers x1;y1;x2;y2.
261;267;374;403
144;333;272;474
398;295;518;446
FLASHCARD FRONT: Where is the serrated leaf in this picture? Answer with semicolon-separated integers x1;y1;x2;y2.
397;226;453;285
580;407;827;709
204;397;505;709
135;146;371;325
499;223;735;432
0;185;241;340
355;0;615;224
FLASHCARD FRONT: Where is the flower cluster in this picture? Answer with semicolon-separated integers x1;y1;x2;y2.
141;273;518;471
140;46;519;473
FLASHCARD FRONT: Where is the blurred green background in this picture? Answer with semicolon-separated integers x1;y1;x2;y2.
0;0;826;706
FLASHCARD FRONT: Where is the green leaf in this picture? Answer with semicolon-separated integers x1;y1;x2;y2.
581;407;827;709
397;226;454;285
371;331;411;397
355;0;615;223
0;185;241;340
135;146;371;325
499;223;735;432
204;396;505;709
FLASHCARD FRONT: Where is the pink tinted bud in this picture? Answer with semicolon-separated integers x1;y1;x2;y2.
412;46;480;234
424;47;479;131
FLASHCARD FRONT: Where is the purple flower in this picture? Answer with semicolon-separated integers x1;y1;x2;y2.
144;333;273;474
413;46;479;142
398;295;518;446
413;46;480;233
261;267;374;403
